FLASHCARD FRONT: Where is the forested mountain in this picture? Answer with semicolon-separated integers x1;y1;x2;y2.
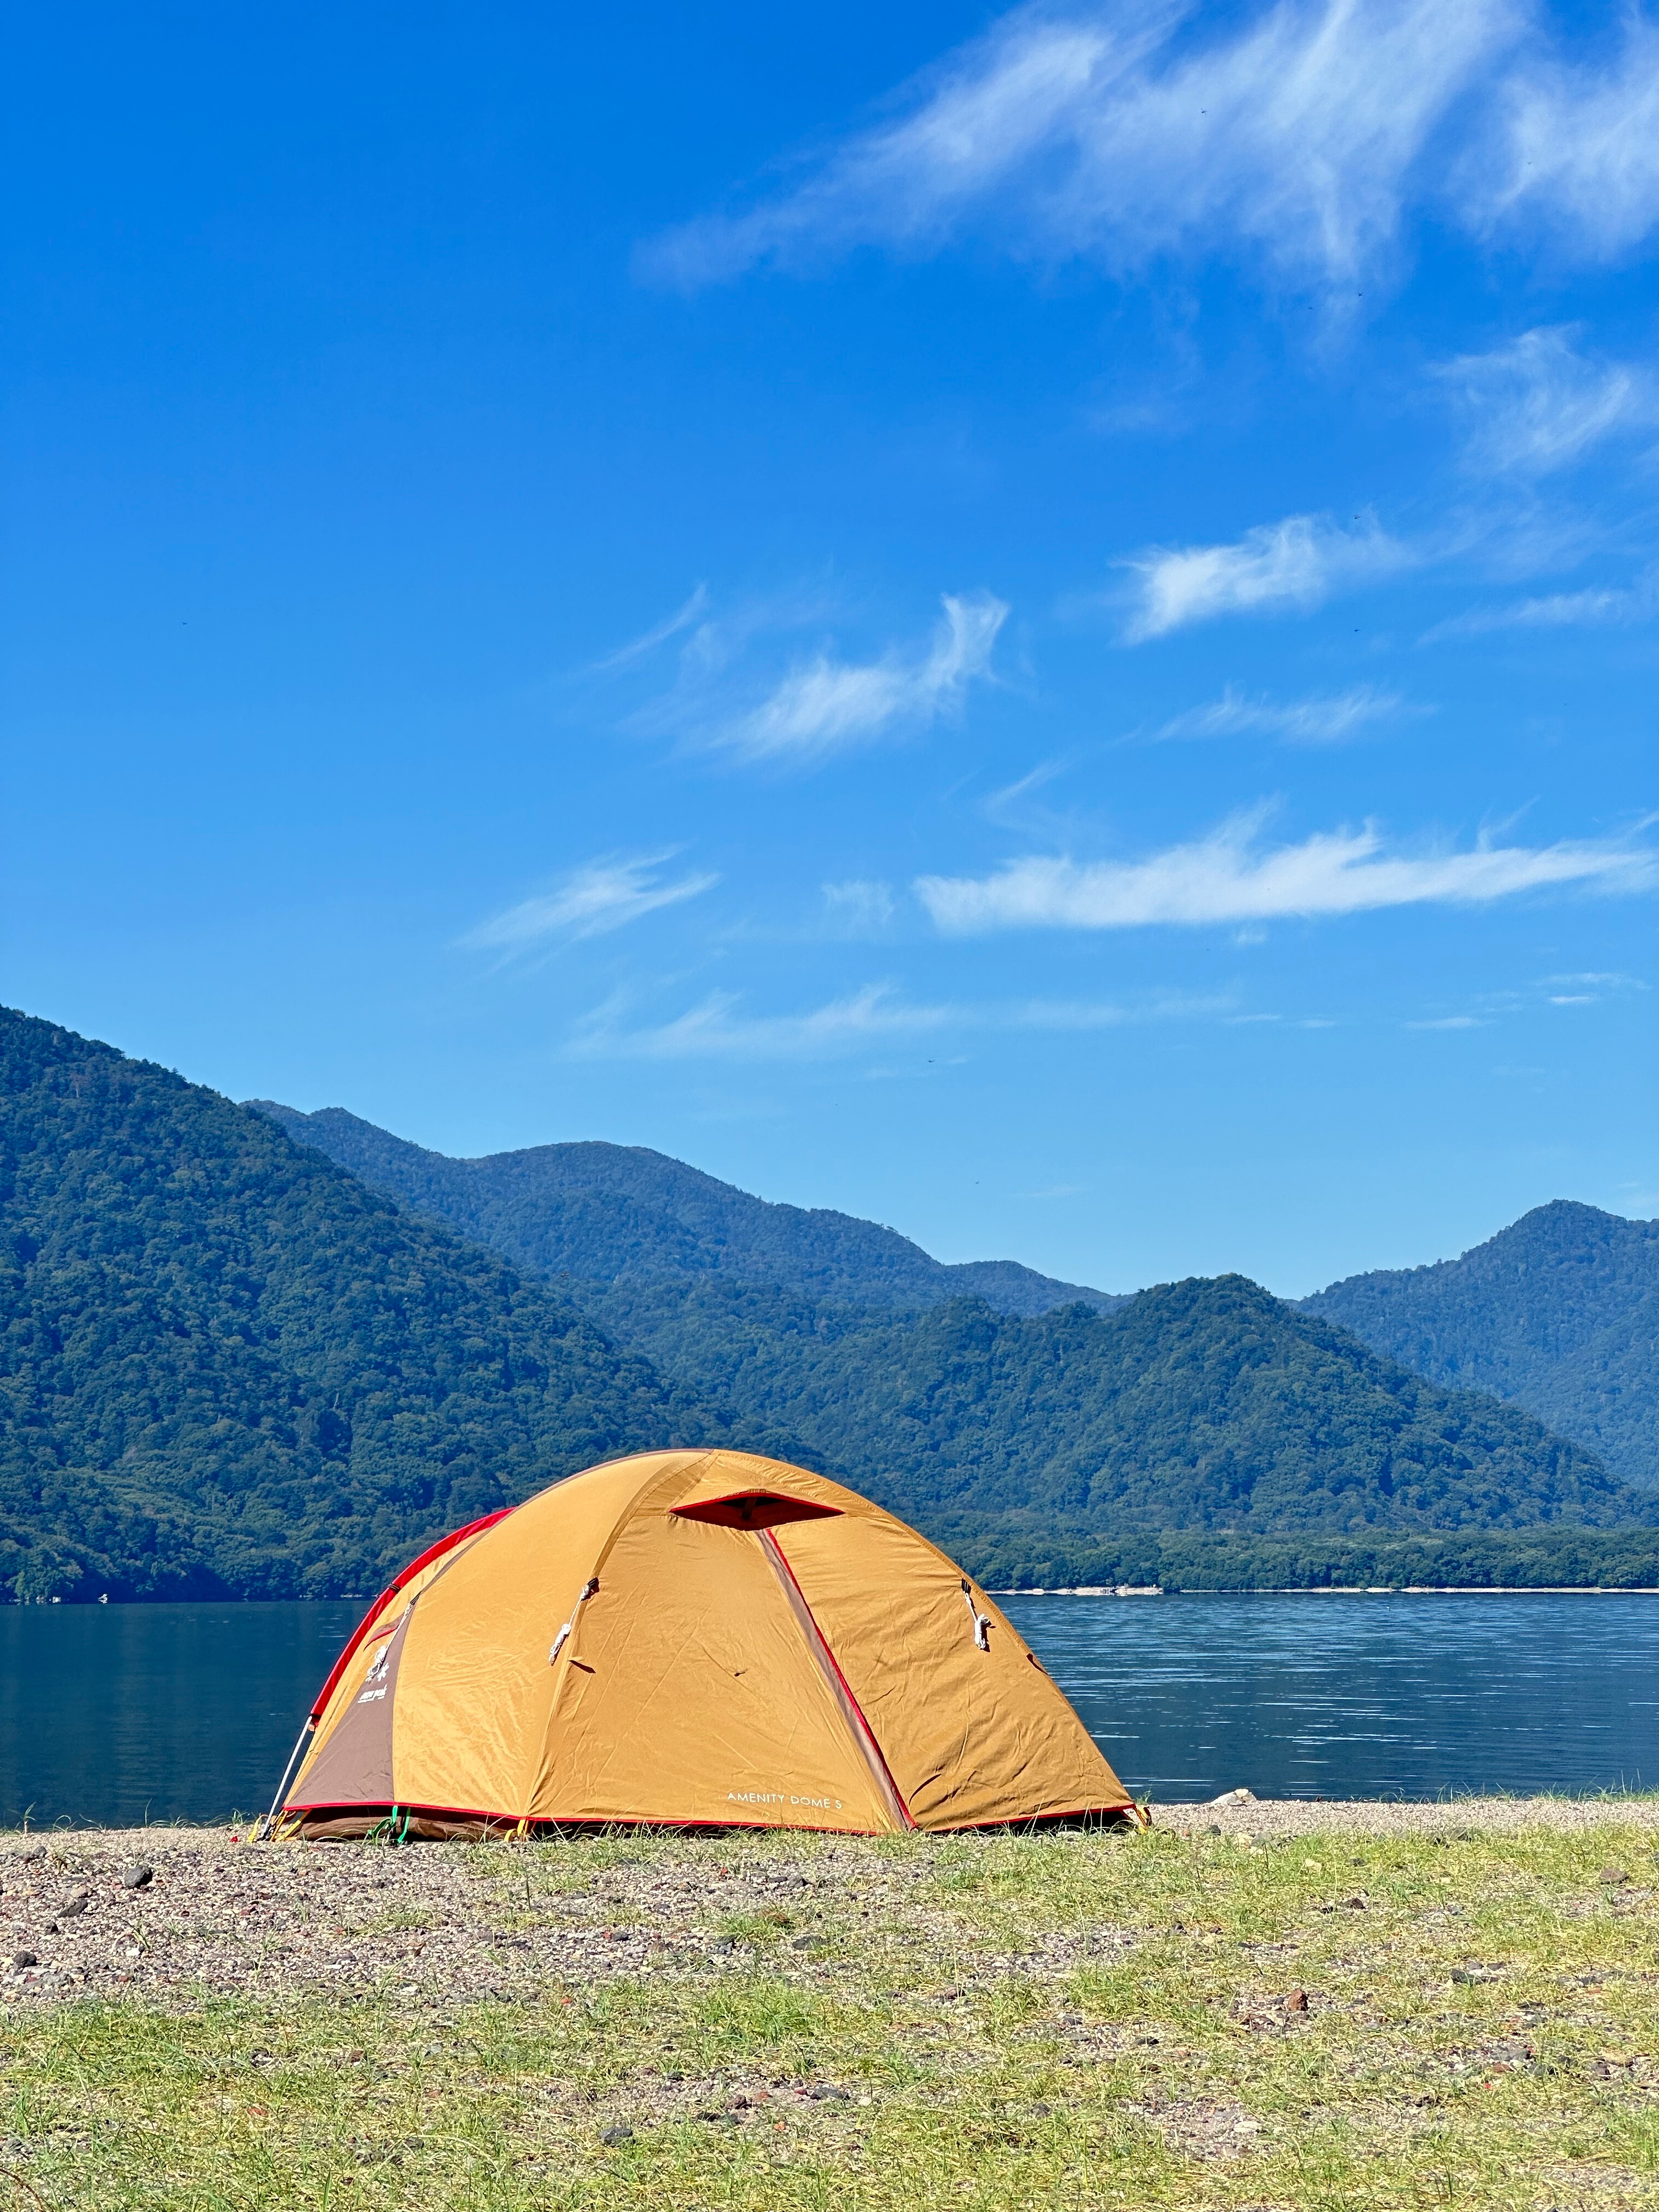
0;1008;745;1601
247;1102;1121;1316
580;1272;1637;1542
249;1090;1649;1564
1305;1202;1659;1488
3;1005;1648;1604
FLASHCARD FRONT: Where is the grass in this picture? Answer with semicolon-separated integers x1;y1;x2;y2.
5;1817;1659;2208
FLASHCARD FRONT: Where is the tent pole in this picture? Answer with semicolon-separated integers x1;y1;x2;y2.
256;1719;314;1842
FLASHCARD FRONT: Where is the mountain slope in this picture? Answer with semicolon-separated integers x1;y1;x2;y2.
1304;1202;1659;1487
578;1272;1639;1538
246;1103;1121;1316
0;1008;740;1601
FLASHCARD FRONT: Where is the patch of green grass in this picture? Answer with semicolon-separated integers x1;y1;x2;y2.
7;1820;1659;2207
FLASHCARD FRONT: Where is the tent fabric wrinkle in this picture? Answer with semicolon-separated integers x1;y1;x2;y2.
283;1448;1135;1836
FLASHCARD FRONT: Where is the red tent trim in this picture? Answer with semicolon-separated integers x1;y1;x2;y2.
306;1508;517;1722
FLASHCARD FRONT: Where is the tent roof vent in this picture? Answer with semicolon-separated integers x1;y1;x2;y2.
672;1491;843;1530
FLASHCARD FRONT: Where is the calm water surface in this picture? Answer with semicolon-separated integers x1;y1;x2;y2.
1003;1592;1659;1803
4;1594;1657;1825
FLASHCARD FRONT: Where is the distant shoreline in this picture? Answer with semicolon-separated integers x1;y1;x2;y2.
10;1581;1659;1608
997;1584;1659;1596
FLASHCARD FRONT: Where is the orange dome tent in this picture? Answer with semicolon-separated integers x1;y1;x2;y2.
269;1449;1136;1838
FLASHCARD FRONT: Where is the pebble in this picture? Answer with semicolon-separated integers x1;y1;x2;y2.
1284;1989;1309;2013
600;2125;634;2146
122;1863;154;1891
12;1952;38;1971
59;1893;89;1918
1599;1867;1632;1886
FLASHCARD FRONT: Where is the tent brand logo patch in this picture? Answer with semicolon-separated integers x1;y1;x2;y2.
727;1790;844;1810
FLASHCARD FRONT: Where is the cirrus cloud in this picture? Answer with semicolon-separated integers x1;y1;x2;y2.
463;851;719;952
1145;681;1415;743
640;0;1519;300
614;586;1008;768
1421;565;1659;639
711;591;1007;764
1479;12;1659;259
1120;512;1411;640
1432;325;1656;478
915;811;1656;932
570;982;1231;1060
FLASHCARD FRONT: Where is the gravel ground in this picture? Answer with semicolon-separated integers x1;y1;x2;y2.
3;1797;1654;2015
1156;1791;1659;1842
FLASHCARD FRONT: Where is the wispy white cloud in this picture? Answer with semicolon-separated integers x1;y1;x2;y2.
640;0;1517;300
464;851;719;952
1120;512;1410;640
1019;992;1234;1028
1543;968;1648;1005
614;587;1007;768
1432;325;1656;477
1544;969;1645;989
821;879;898;935
1421;565;1659;639
571;984;950;1060
915;811;1657;933
1478;13;1659;260
587;585;710;673
710;592;1006;763
1404;1014;1489;1030
570;982;1228;1060
1146;681;1414;743
977;758;1090;842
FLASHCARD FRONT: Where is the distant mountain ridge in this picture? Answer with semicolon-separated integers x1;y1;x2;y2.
0;1007;1645;1605
580;1271;1638;1542
245;1103;1122;1316
247;1097;1650;1543
1305;1201;1659;1488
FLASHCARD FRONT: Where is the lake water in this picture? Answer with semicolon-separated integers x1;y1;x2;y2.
4;1593;1658;1826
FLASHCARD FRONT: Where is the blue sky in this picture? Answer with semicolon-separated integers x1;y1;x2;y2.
4;0;1655;1296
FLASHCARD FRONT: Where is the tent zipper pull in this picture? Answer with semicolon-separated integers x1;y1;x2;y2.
549;1577;600;1665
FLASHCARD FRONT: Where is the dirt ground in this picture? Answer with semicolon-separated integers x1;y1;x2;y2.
6;1796;1656;2011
